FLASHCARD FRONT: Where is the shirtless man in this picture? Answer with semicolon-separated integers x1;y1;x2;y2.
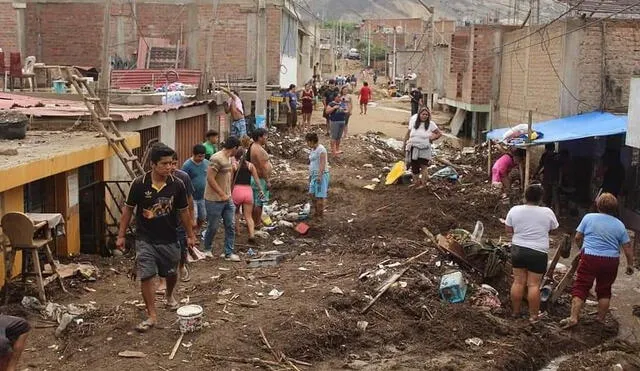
247;128;273;227
221;87;247;138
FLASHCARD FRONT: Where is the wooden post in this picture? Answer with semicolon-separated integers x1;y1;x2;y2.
524;110;533;190
487;99;494;178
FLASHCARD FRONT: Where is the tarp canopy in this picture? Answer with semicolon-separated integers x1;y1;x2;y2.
486;112;628;146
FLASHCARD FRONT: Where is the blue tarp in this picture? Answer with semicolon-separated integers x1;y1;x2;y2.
486;112;628;145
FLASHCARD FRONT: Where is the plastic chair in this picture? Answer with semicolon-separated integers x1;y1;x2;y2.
1;212;65;303
0;50;6;91
9;53;35;92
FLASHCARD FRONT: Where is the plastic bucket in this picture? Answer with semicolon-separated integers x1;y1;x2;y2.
176;304;203;333
52;80;66;94
255;114;266;129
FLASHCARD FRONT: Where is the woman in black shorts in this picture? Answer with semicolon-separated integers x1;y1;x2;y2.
505;185;559;322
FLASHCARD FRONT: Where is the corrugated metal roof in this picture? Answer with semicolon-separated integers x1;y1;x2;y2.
0;92;215;122
110;69;202;89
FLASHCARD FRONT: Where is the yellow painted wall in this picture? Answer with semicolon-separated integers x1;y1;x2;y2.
0;134;139;193
0;186;24;287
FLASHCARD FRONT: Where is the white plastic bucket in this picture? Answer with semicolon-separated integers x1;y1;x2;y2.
177;304;203;333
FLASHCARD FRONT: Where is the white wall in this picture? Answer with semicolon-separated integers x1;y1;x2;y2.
627;78;640;149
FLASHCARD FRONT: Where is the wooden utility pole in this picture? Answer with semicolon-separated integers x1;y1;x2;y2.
256;0;267;117
367;22;371;67
99;0;112;114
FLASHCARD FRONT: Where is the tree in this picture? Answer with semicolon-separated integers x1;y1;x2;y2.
355;41;387;62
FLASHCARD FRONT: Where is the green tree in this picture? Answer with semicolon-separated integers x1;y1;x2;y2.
356;41;387;62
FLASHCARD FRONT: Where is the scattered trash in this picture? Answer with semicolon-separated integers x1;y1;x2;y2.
356;321;369;332
371;178;381;183
462;147;475;155
363;184;376;190
277;220;294;228
363;164;374;168
273;239;284;246
295;223;310;235
254;230;270;239
465;337;483;347
247;248;256;257
439;271;467;303
470;284;501;309
298;267;309;271
21;296;97;337
268;289;284;300
46;262;98;281
247;251;288;268
470;221;484;243
182;341;193;348
118;351;147;358
398;281;407;288
330;286;344;295
347;219;354;223
219;288;232;296
83;287;96;293
430;166;459;182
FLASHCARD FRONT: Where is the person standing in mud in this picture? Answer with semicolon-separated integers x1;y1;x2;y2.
248;128;273;228
403;107;442;187
221;88;247;139
505;184;558;322
561;193;634;329
305;133;330;219
116;144;195;332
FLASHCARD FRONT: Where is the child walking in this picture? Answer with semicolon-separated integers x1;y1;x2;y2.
306;133;330;218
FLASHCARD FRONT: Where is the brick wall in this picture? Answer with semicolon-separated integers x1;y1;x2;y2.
497;22;565;126
446;27;471;100
578;20;640;113
496;19;640;127
0;3;18;61
25;2;105;67
470;26;498;105
13;1;291;85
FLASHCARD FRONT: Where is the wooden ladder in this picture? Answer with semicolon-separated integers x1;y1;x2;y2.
63;67;144;179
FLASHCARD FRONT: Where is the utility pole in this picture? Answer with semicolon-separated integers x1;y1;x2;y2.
256;0;267;117
367;21;371;67
99;0;112;113
392;27;397;81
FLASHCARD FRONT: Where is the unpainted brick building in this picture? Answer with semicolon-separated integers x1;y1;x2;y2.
0;0;317;87
497;18;640;127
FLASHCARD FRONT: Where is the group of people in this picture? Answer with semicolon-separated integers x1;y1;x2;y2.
506;186;633;327
115;127;272;332
114;114;334;332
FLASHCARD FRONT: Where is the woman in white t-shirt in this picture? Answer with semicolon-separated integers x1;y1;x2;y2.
505;184;559;322
403;107;442;187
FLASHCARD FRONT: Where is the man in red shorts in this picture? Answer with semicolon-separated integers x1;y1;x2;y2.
359;82;372;115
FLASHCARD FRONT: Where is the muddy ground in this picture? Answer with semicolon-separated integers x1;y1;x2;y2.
6;121;628;371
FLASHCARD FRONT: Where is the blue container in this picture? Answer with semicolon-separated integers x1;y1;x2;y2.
439;271;467;303
52;80;66;94
255;114;266;129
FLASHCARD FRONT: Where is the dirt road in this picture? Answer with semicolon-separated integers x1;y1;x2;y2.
8;97;632;371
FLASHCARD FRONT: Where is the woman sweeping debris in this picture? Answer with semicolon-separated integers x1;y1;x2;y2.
561;193;634;329
505;184;559;322
305;133;330;219
403;107;442;187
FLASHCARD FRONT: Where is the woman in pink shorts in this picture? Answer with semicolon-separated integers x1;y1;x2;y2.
492;148;525;198
232;148;265;243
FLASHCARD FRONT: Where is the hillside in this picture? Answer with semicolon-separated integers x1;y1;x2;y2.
308;0;567;23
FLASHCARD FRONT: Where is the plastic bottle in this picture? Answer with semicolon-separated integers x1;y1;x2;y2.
301;202;311;215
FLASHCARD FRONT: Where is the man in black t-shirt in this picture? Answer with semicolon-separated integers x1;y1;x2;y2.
322;79;339;136
410;87;423;116
117;145;196;333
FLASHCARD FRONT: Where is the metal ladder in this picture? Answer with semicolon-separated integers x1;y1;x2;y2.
63;67;144;179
